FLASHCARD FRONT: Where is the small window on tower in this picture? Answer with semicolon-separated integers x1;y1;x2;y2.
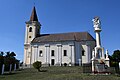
82;50;85;56
51;50;55;56
63;50;67;56
39;50;43;57
29;27;32;32
29;36;31;38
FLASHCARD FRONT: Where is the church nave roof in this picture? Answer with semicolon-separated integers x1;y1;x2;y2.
31;32;95;43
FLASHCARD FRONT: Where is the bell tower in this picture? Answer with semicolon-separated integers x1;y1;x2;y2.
24;6;41;67
25;6;41;44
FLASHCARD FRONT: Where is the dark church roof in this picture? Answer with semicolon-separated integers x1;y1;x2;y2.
31;32;95;43
30;6;38;21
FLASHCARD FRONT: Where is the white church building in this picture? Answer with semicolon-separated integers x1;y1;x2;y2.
24;6;95;67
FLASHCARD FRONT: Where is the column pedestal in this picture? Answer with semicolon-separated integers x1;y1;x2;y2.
105;59;110;67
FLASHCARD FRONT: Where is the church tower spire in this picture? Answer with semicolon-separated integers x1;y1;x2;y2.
30;6;38;21
25;6;41;44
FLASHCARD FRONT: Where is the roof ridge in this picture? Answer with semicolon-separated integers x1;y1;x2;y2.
40;32;87;35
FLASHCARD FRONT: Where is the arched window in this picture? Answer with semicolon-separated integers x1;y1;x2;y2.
39;50;43;57
29;27;32;32
82;50;85;56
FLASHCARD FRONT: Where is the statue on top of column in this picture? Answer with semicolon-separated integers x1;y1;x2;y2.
92;16;101;28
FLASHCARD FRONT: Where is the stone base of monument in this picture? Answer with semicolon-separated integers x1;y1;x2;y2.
91;59;110;74
105;59;110;67
95;64;105;73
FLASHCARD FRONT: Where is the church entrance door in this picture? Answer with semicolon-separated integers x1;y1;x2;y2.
51;59;55;65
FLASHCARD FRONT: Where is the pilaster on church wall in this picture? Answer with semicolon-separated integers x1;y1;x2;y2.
57;43;62;65
31;46;34;64
31;45;38;63
44;44;50;64
81;44;87;63
70;43;75;64
75;42;81;64
86;43;91;63
23;48;27;64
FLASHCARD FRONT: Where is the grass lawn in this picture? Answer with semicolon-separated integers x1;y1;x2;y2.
0;66;120;80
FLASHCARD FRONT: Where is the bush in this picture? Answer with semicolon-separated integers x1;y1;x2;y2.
33;61;42;72
64;63;67;67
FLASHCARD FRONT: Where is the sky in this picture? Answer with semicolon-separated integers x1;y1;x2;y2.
0;0;120;61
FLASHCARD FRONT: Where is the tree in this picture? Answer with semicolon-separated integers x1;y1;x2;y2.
0;52;4;63
0;51;19;74
111;50;120;73
10;52;16;57
109;50;120;67
33;61;42;72
0;52;4;56
4;52;17;72
112;50;120;61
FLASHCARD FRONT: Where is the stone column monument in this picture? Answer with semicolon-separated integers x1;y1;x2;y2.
91;17;110;73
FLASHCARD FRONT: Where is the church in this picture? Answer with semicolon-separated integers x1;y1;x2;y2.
24;6;95;67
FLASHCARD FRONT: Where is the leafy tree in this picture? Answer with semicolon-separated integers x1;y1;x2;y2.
0;52;4;56
0;51;19;74
111;50;120;73
109;50;120;67
33;61;42;72
4;52;18;72
5;52;16;64
10;52;16;57
0;52;4;62
112;50;120;61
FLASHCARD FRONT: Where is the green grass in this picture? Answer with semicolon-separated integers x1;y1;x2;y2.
0;66;120;80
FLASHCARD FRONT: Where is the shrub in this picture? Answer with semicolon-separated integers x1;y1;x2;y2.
64;63;67;67
33;61;42;72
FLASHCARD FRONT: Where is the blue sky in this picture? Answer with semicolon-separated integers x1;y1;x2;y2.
0;0;120;61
